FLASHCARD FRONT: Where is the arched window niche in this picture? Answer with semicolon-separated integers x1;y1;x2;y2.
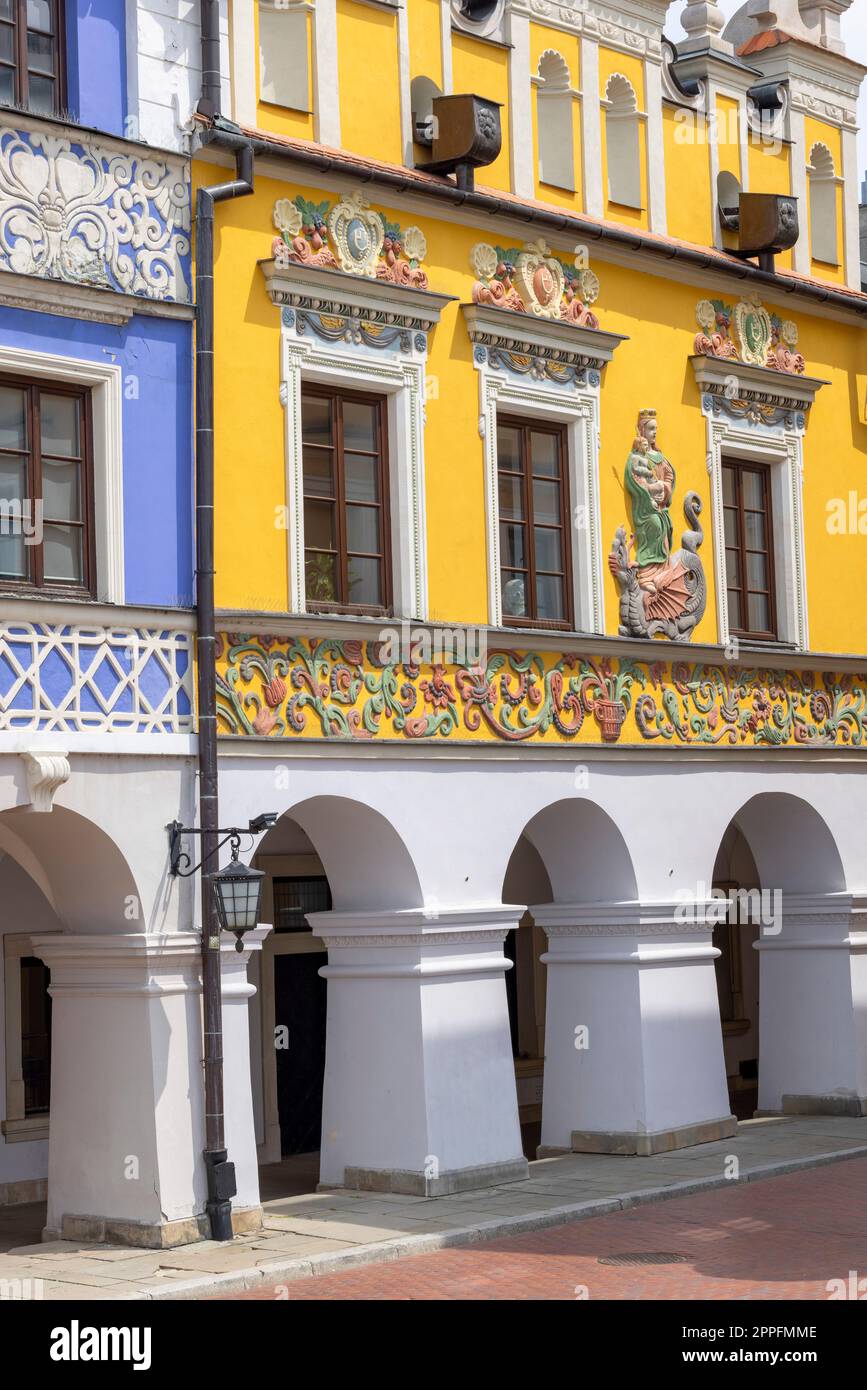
410;75;443;148
807;142;839;267
535;50;576;193
604;73;642;210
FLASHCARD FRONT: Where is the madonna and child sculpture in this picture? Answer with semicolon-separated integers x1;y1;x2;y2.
608;409;707;639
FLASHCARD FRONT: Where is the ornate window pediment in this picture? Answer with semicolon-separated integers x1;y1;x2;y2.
261;189;454;348
691;294;828;427
463;238;625;384
690;353;828;429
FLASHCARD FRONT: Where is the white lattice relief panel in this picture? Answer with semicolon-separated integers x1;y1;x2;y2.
0;125;191;301
0;623;195;733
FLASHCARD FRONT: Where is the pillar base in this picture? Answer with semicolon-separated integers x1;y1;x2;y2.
568;1113;737;1157
50;1204;263;1249
782;1093;867;1118
340;1157;529;1198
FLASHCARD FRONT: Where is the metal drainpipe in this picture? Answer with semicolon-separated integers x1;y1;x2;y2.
197;0;222;119
195;116;254;1239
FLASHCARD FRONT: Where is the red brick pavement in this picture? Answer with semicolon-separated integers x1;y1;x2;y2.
229;1155;867;1300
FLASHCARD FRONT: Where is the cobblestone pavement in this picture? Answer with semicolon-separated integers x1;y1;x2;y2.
232;1153;867;1301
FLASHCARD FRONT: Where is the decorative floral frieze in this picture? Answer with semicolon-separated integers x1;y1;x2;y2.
0;126;190;301
0;620;194;733
462;300;624;390
694;294;805;375
470;239;601;325
215;634;867;750
702;393;802;430
272;191;429;288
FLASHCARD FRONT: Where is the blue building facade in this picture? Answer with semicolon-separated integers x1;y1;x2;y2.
0;0;201;1232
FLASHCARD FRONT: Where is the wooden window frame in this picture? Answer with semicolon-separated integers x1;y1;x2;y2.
497;416;574;631
0;0;67;115
722;456;777;642
0;373;96;599
301;384;392;617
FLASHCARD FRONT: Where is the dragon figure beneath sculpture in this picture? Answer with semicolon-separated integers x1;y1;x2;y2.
608;409;707;640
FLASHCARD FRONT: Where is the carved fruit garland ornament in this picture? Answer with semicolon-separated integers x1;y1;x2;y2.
272;190;429;288
694;293;805;375
470;239;601;324
608;409;707;641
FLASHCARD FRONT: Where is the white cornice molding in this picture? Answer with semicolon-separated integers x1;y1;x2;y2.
0;271;193;323
308;903;528;944
690;353;829;411
260;258;455;329
0;595;195;629
462;301;626;369
510;0;666;60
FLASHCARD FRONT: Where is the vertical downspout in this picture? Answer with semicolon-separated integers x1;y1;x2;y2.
198;0;223;119
196;4;254;1242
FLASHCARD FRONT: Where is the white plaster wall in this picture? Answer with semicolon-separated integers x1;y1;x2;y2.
131;0;231;150
218;753;867;907
0;752;197;935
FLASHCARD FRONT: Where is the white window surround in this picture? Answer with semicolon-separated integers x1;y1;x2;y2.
280;336;426;620
262;261;453;622
465;306;625;633
693;361;820;652
0;343;124;606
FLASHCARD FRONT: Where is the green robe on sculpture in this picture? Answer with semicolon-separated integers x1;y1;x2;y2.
624;443;675;568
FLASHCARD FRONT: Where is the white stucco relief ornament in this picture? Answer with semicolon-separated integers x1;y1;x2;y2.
0;126;191;300
328;191;385;278
20;749;70;812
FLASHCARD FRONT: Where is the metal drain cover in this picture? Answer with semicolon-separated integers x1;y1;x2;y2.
598;1251;689;1267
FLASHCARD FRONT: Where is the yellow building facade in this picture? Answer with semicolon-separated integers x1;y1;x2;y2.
197;1;867;1193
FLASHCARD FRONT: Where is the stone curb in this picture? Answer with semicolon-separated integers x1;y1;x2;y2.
98;1140;867;1301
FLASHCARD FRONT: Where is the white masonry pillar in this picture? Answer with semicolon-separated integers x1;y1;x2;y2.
756;893;867;1116
534;902;735;1156
33;930;269;1246
221;925;272;1214
309;905;529;1195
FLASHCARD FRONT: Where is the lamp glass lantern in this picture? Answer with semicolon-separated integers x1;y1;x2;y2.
212;850;265;950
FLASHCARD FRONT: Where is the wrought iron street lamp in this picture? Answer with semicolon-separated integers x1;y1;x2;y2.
213;847;265;951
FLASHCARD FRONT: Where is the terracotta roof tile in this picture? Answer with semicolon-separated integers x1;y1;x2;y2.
205;120;867;309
